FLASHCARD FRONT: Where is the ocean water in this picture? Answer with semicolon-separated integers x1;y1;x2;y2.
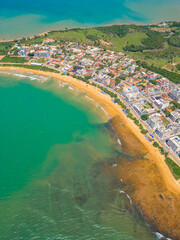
0;0;180;39
0;73;157;240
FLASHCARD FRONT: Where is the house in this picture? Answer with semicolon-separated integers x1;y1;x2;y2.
166;136;180;157
146;113;163;130
19;50;26;57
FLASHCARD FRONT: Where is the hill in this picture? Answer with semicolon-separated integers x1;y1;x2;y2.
1;21;180;76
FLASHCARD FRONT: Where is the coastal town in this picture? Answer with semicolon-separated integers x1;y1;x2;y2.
6;39;180;162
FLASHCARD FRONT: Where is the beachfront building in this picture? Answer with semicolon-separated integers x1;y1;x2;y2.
122;86;139;102
146;113;163;130
170;110;180;123
132;102;147;116
97;74;110;85
166;136;180;157
155;127;171;139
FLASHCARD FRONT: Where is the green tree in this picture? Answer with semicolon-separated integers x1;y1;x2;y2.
141;114;149;121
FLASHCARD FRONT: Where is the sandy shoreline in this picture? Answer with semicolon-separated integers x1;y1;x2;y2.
1;66;179;190
1;66;180;239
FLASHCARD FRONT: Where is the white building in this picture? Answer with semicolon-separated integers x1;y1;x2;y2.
166;136;180;157
97;74;110;85
168;88;180;102
132;102;147;116
153;98;169;109
155;127;171;139
122;86;139;102
170;111;180;123
146;113;163;130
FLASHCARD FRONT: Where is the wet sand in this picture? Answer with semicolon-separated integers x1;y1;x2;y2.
1;66;180;239
111;116;180;240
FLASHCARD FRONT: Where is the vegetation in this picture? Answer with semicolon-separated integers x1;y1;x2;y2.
18;36;44;45
0;41;15;55
153;141;165;155
0;55;28;63
114;98;126;109
149;80;158;85
137;61;180;84
141;114;149;121
0;63;60;73
176;63;180;70
168;33;180;47
164;110;170;117
141;129;148;134
28;52;35;57
96;25;129;38
171;101;180;110
124;30;165;52
165;157;180;180
115;77;121;85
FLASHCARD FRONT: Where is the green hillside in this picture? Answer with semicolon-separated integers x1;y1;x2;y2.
1;21;180;74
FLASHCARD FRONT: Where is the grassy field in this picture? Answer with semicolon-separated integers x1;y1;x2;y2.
0;41;15;55
165;157;180;180
0;55;28;63
109;32;147;52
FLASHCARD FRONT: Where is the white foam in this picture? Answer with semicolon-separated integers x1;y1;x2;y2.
85;95;95;102
13;73;27;78
117;138;122;146
120;190;125;194
120;190;132;205
155;232;172;240
29;77;37;81
112;164;117;167
126;193;132;205
100;106;108;116
69;86;74;90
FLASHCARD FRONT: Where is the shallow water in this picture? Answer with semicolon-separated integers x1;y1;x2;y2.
0;73;157;239
0;0;179;39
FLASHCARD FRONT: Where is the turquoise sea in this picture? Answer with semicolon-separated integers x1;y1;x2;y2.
0;0;180;39
0;72;158;240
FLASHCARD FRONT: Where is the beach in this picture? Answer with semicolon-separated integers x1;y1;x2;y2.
1;66;180;239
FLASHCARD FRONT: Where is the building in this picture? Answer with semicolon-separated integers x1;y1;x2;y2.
170;111;180;123
146;113;163;130
167;123;180;135
122;86;139;102
151;97;169;109
166;136;180;157
155;127;171;139
19;50;26;57
34;51;49;58
168;88;180;102
97;74;110;85
132;102;147;116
